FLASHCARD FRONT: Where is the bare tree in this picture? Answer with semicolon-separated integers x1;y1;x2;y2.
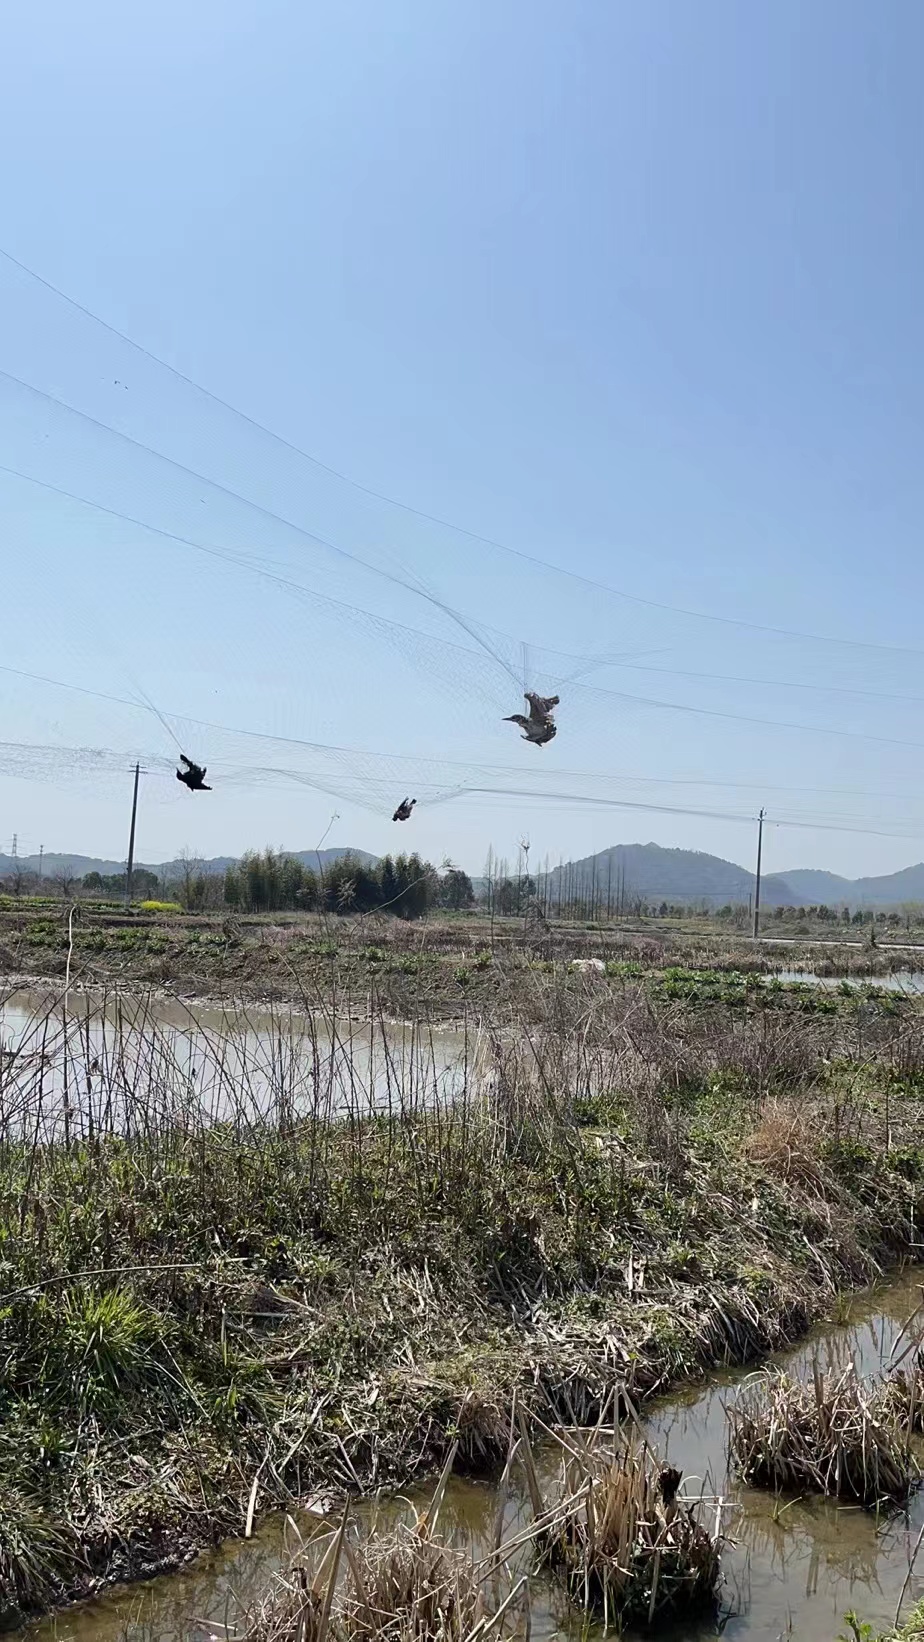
176;848;206;911
518;836;531;928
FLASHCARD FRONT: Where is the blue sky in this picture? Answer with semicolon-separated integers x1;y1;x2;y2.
3;0;924;882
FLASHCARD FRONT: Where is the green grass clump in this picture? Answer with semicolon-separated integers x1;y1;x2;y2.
0;1494;78;1617
55;1286;171;1415
892;1605;924;1640
839;1602;924;1640
391;953;437;975
24;920;58;946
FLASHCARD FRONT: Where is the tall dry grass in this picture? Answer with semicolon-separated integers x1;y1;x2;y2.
529;1422;724;1630
219;1456;528;1642
727;1365;919;1508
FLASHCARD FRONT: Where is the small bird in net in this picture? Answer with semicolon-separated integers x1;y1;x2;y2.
526;691;560;718
503;691;559;746
176;754;212;792
392;796;417;821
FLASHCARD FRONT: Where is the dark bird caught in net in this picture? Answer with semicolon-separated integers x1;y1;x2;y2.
176;753;211;792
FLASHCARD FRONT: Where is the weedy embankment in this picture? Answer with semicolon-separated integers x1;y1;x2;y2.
3;972;924;1626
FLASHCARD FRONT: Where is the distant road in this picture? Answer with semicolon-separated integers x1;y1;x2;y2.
754;936;924;953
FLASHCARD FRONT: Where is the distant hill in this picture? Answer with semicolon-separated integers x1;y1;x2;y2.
779;862;924;908
542;843;798;909
542;843;924;911
0;853;128;880
774;868;853;903
0;847;377;882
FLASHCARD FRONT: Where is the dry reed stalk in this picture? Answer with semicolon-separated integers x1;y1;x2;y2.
226;1458;526;1642
229;1529;495;1642
740;1097;829;1192
728;1365;919;1508
532;1429;723;1630
882;1348;924;1436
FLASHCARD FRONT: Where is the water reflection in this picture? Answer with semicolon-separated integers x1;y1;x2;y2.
0;986;479;1138
779;969;924;995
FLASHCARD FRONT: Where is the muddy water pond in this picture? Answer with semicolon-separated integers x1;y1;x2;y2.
779;969;924;994
0;987;480;1134
17;1271;924;1642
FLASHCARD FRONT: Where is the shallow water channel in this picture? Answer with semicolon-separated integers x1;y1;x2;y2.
779;969;924;994
18;1270;924;1642
0;987;478;1134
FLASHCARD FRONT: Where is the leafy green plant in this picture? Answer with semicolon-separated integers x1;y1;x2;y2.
51;1287;169;1416
0;1493;77;1611
838;1616;876;1642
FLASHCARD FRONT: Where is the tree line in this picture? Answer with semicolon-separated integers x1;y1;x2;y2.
198;849;473;918
2;849;921;928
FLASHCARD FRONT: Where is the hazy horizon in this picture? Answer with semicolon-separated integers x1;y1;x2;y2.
5;828;924;892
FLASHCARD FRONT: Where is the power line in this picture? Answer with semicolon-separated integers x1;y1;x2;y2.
0;368;522;685
8;653;924;814
0;461;654;690
459;788;924;844
2;242;923;663
607;658;924;710
4;726;924;843
9;454;924;716
7;713;924;843
5;443;924;759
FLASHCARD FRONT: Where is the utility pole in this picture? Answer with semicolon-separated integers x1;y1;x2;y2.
10;834;16;861
125;763;140;906
38;844;43;880
752;807;765;939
